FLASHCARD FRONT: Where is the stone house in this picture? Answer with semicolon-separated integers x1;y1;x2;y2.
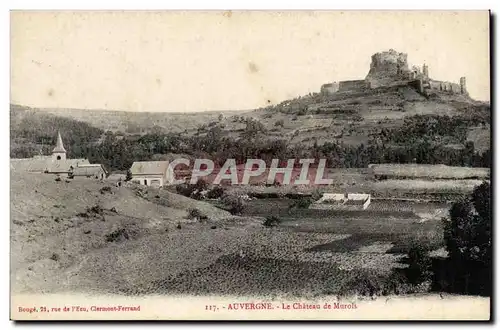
129;161;170;187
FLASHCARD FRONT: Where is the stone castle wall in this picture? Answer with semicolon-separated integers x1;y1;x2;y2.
339;80;371;92
320;49;467;96
368;50;409;76
428;80;461;94
320;82;339;95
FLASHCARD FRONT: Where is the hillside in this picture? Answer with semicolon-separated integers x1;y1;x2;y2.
36;106;242;134
19;83;490;152
11;83;491;173
10;169;232;294
206;85;490;148
10;104;104;159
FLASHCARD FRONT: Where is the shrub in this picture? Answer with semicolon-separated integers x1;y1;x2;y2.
105;228;129;242
175;180;208;200
274;119;285;128
297;106;308;116
290;197;313;209
405;243;432;285
187;208;207;221
206;186;225;199
189;179;210;200
176;184;195;197
311;189;323;201
88;205;104;215
222;195;246;215
263;216;281;227
100;186;112;194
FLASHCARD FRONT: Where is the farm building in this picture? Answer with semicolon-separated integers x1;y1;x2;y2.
71;164;107;179
311;193;371;210
369;164;490;180
47;159;91;177
130;161;171;187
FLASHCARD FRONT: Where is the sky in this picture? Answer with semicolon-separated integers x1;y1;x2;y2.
10;11;490;112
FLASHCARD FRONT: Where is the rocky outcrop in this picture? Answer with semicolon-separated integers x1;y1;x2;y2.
365;49;410;88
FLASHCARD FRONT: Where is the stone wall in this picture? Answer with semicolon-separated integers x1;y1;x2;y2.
428;80;462;94
319;49;468;96
339;80;371;92
320;82;339;95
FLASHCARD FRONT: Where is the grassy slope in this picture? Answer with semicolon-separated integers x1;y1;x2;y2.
10;169;231;294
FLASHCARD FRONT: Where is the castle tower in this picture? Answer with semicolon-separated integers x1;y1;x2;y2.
422;64;429;79
52;131;66;161
460;77;467;94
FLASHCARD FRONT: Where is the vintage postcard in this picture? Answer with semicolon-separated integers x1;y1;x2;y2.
10;10;491;321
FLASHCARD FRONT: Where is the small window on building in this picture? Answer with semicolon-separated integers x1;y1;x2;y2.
57;155;61;160
144;179;148;185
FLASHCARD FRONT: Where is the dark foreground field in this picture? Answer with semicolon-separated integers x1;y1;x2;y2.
211;198;446;254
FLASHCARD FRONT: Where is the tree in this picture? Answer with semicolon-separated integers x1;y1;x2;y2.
406;244;432;285
222;195;246;215
274;119;284;128
125;169;132;181
442;181;491;295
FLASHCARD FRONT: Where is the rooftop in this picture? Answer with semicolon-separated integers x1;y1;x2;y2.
130;161;169;175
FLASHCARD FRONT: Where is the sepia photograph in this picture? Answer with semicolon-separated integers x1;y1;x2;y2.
9;10;492;321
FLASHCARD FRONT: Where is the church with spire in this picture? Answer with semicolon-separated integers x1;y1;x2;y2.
52;131;67;161
10;131;107;179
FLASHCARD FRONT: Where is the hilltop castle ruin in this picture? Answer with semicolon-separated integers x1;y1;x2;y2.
320;49;467;96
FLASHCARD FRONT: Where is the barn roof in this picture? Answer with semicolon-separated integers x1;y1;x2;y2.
130;161;169;175
72;165;105;177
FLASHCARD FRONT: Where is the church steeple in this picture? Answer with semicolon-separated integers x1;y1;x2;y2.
52;131;66;161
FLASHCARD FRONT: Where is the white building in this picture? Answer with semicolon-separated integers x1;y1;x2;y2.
129;161;170;187
311;193;371;210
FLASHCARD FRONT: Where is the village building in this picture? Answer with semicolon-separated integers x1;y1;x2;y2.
10;131;105;179
71;164;107;179
129;161;171;187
